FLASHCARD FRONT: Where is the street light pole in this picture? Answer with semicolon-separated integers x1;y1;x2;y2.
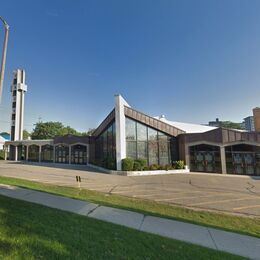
0;16;9;103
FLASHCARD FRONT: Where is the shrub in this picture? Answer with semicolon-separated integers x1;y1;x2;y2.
175;160;185;169
133;161;142;171
133;158;147;171
164;164;173;170
0;150;4;160
122;158;134;171
101;157;116;170
149;164;160;170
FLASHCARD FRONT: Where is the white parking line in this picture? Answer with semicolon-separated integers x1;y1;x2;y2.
233;204;260;211
190;197;259;206
155;192;234;202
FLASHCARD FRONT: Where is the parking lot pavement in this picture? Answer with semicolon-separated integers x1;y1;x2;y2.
0;161;260;216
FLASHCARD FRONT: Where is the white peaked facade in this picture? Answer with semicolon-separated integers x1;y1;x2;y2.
10;69;27;141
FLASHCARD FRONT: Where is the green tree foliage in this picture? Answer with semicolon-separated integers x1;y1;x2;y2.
23;130;30;140
219;121;242;130
31;122;82;140
0;150;5;160
82;128;96;136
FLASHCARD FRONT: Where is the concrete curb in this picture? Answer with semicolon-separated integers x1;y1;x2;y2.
87;163;190;176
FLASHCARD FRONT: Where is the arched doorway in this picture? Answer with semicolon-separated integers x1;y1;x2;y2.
28;145;39;162
17;145;27;160
71;144;87;164
189;144;221;173
225;144;260;175
41;145;54;162
55;144;69;164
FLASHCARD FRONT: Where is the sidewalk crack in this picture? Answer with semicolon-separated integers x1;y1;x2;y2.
87;204;100;216
207;228;218;250
138;215;146;231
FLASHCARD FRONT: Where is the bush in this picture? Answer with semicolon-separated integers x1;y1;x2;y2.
133;158;147;171
0;150;4;160
104;157;116;170
122;158;134;171
133;161;142;171
149;164;160;170
175;160;185;169
164;164;174;170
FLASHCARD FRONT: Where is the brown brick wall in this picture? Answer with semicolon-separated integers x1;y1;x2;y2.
253;107;260;132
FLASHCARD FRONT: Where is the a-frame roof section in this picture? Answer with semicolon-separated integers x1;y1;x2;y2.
124;106;185;137
92;109;115;137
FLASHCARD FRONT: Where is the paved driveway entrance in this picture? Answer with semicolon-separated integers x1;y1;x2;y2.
0;161;259;216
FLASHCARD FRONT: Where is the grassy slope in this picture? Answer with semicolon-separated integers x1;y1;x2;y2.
0;195;243;259
0;176;259;238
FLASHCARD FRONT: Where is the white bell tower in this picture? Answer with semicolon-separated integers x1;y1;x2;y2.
10;69;27;141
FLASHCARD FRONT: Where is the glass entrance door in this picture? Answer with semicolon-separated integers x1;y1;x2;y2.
194;151;215;172
71;145;87;165
232;152;255;175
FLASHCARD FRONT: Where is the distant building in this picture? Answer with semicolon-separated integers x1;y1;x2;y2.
208;118;221;127
242;116;255;132
0;136;7;150
0;132;10;140
0;133;10;149
253;107;260;132
208;118;242;130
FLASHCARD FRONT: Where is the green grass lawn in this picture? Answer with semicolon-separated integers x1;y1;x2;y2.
0;195;244;259
0;176;259;238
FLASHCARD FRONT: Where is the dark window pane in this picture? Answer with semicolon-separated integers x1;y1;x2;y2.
112;122;116;159
126;118;136;141
107;125;113;156
103;131;107;157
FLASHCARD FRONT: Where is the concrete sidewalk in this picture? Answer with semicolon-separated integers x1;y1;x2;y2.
0;184;259;259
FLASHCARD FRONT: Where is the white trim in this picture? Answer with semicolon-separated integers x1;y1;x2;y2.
115;95;130;170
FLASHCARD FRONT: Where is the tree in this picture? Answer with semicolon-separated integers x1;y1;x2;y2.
62;126;80;136
31;121;82;140
23;130;30;140
31;122;64;140
84;128;96;136
219;121;242;130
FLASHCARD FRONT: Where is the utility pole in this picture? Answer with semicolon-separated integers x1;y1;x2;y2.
0;16;9;103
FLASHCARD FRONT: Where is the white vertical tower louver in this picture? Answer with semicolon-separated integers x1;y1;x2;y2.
10;69;27;141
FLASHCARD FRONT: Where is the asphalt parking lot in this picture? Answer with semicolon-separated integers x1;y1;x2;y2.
0;161;259;216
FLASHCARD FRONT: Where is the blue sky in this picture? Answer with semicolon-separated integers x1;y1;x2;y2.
0;0;260;133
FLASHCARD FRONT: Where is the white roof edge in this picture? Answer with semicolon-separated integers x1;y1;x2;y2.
154;116;217;134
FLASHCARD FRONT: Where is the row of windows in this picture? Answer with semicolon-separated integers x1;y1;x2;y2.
14;144;87;164
125;118;173;166
95;121;116;163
